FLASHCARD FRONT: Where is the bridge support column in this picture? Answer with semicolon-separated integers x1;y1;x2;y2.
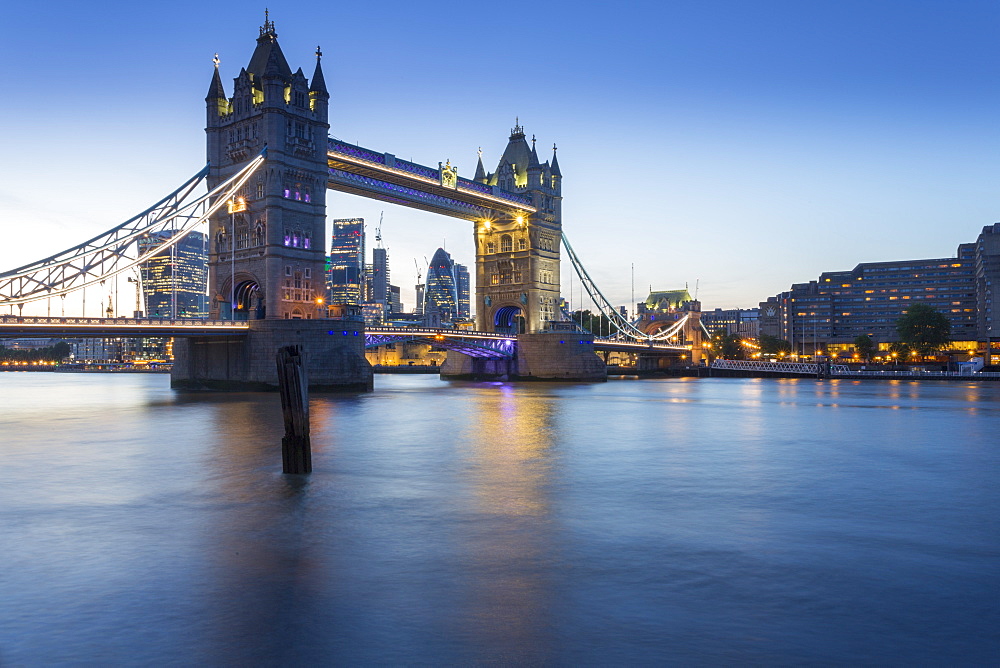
171;319;373;391
440;331;605;381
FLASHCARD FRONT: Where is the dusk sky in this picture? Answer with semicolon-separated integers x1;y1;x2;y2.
1;1;997;315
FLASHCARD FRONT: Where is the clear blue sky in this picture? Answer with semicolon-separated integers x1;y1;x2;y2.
1;1;997;315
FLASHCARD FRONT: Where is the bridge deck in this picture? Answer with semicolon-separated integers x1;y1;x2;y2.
0;316;250;338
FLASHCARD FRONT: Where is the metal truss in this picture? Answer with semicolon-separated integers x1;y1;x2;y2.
0;152;266;306
365;331;515;358
711;359;851;375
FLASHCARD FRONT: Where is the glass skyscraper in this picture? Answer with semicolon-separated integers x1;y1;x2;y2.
424;248;459;323
327;218;365;305
455;263;470;320
138;230;208;318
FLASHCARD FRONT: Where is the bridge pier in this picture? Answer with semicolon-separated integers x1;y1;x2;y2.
171;319;373;392
440;332;606;382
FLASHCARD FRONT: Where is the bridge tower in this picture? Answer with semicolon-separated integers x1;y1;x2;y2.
473;123;562;334
173;15;372;391
205;14;329;321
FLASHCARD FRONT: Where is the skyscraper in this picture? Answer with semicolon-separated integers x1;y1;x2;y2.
424;248;459;324
372;246;389;312
138;230;208;318
455;263;470;320
327;218;364;305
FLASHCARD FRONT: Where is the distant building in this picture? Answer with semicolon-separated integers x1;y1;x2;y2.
455;263;470;319
414;283;426;316
424;248;459;324
389;285;402;314
635;289;702;344
138;230;208;318
327;218;365;305
702;308;759;339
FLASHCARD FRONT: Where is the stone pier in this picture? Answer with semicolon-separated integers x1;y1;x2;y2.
171;319;373;392
440;331;606;382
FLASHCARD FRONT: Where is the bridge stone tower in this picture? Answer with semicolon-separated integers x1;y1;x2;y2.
473;123;562;334
173;16;372;391
205;15;329;321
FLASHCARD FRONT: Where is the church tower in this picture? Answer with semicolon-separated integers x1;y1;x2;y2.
473;122;563;333
205;13;330;320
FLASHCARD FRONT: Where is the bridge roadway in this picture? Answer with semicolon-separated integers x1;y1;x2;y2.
0;317;688;356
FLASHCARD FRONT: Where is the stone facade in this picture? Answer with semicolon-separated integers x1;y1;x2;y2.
473;124;563;334
205;17;330;321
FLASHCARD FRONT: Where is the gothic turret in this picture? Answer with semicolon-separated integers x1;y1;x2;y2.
205;56;229;124
474;148;487;183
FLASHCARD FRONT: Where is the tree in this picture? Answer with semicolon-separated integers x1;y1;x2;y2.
759;333;791;355
895;304;951;357
711;330;744;359
853;334;875;361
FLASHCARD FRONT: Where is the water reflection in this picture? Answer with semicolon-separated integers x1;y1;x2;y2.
453;383;559;660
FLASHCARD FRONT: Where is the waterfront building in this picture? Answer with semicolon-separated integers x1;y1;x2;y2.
975;224;1000;352
327;218;365;305
759;242;985;355
138;230;208;318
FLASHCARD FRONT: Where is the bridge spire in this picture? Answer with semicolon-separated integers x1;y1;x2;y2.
474;147;487;182
550;143;562;177
310;44;328;96
260;8;276;39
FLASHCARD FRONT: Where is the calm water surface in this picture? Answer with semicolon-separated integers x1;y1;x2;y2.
0;373;997;665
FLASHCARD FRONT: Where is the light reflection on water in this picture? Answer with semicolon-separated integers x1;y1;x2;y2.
0;373;997;665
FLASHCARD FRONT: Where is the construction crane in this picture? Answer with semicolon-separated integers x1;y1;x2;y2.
375;211;383;249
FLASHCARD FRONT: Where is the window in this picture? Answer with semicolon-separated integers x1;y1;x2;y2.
486;242;496;254
518;238;527;251
501;235;513;253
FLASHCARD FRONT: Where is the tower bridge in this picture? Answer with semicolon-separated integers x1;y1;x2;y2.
0;15;704;389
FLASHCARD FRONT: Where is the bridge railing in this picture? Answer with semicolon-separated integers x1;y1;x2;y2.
712;359;851;374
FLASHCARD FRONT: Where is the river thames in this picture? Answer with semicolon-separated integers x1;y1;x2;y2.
1;373;997;665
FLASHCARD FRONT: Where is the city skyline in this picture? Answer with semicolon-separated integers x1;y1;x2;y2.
1;1;997;316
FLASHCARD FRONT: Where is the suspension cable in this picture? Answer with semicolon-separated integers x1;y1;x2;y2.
0;152;265;306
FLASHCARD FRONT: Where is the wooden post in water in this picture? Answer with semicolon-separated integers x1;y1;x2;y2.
276;345;311;474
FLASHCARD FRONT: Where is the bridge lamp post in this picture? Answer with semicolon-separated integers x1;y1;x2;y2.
315;296;324;318
227;197;247;320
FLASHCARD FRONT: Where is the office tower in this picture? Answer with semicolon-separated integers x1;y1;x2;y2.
138;230;208;318
415;283;425;316
424;247;458;323
455;263;470;319
372;246;389;313
327;218;364;305
389;285;402;314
